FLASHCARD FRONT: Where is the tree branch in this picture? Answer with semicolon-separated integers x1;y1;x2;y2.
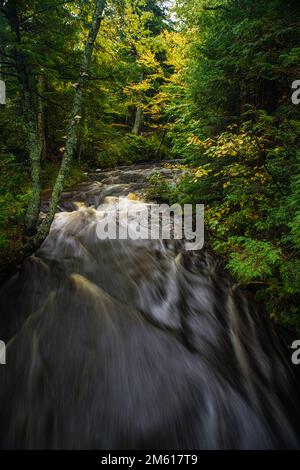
31;89;69;112
20;0;75;24
203;5;230;11
0;70;19;78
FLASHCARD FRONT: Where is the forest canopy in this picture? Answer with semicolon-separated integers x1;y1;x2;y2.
0;0;300;330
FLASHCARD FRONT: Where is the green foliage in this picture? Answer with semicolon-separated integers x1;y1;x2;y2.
227;238;282;284
42;162;86;189
64;166;87;189
96;133;168;168
0;154;30;256
155;0;300;331
155;111;299;330
146;171;179;203
144;0;300;331
155;111;300;330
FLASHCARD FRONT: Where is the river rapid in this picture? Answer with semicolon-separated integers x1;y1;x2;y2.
0;162;299;450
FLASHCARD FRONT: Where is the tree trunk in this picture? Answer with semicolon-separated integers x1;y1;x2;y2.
25;75;47;235
37;75;47;162
6;2;43;236
132;106;143;135
37;0;106;240
77;107;86;164
24;94;43;235
132;71;144;135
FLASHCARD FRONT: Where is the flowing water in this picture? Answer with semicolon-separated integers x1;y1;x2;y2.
0;162;299;449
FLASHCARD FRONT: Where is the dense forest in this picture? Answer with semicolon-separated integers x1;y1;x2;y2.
0;0;300;332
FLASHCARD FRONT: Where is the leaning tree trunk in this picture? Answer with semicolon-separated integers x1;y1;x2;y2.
37;0;106;241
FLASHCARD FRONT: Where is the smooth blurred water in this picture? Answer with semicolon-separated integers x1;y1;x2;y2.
0;162;299;449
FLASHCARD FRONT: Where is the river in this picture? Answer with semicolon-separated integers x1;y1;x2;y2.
0;162;299;449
